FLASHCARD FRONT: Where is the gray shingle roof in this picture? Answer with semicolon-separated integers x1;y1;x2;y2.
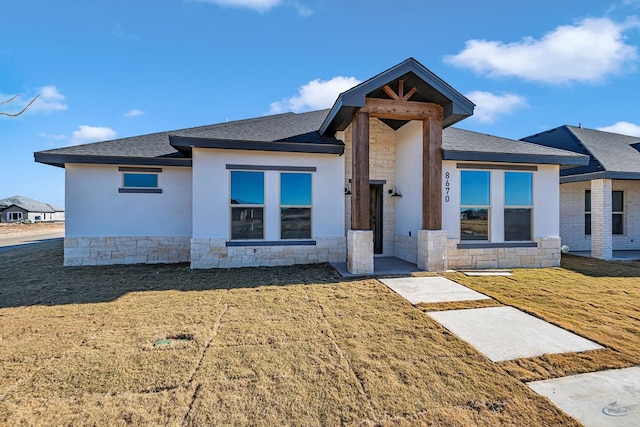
521;125;640;181
0;196;63;213
443;127;589;165
34;110;338;167
35;109;587;169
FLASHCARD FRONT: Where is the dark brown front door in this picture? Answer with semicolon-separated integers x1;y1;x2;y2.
369;184;383;254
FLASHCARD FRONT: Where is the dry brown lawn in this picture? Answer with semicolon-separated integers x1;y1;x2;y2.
443;255;640;382
4;243;635;426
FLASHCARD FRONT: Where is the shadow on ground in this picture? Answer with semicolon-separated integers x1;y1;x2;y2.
561;254;640;278
0;240;350;308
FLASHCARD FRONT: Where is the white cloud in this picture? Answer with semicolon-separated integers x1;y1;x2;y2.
70;125;117;145
597;121;640;136
188;0;282;12
445;17;639;84
30;85;68;113
124;109;144;118
0;85;67;116
269;76;361;114
465;91;527;123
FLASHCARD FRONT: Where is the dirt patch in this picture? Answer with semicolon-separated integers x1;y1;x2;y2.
0;222;65;238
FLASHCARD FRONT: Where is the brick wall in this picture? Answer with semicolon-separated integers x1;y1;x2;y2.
560;180;640;252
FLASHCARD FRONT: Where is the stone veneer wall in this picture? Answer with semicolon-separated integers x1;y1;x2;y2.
190;237;346;269
446;238;561;269
394;235;418;264
343;119;398;256
64;236;191;266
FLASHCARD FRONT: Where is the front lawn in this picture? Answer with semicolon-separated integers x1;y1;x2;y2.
3;242;634;425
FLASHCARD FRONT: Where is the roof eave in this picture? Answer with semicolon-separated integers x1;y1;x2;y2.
442;150;590;166
169;136;345;155
34;152;193;168
561;171;640;183
320;58;475;136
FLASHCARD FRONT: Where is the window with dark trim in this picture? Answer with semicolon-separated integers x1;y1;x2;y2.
8;212;23;221
504;172;532;241
585;190;624;235
119;167;162;194
230;171;264;240
460;170;490;241
280;172;312;239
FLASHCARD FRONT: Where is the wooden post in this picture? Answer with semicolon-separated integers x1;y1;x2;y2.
423;114;443;230
352;110;370;230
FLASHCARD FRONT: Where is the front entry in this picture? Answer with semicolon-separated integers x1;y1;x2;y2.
369;184;383;254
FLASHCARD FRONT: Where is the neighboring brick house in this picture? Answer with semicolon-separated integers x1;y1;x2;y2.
522;125;640;260
0;195;65;223
34;58;587;272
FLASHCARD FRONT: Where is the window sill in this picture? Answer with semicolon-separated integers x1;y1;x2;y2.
226;240;316;247
457;241;537;249
119;188;162;194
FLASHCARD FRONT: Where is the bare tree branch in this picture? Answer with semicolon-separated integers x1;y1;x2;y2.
0;94;40;117
0;94;20;106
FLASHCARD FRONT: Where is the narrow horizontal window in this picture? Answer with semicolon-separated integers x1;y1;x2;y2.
123;173;158;188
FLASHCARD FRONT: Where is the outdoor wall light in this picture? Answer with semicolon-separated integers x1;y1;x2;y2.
389;186;402;198
345;182;352;195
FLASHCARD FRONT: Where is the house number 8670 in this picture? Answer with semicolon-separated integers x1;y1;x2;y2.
444;172;450;203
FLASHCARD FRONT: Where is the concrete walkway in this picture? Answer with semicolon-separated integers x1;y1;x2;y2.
378;275;634;425
528;367;640;427
427;306;603;362
380;276;490;304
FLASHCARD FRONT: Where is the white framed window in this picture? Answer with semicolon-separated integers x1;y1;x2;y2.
8;212;23;221
460;170;490;241
504;172;533;241
280;172;312;239
118;167;162;194
230;170;264;240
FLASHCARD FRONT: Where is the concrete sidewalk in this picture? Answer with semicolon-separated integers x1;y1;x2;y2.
426;306;603;362
380;276;490;304
378;275;634;426
528;367;640;427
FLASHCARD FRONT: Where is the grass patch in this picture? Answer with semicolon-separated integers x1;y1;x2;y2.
0;241;586;425
443;254;640;381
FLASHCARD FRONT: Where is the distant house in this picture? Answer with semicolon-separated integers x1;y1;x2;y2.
34;58;587;272
0;196;65;223
522;126;640;260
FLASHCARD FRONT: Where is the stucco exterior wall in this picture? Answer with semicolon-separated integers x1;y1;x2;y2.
63;164;192;265
560;179;640;252
190;148;345;268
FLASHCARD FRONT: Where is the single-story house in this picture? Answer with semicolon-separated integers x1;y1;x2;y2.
0;195;65;223
522;125;640;260
34;58;588;273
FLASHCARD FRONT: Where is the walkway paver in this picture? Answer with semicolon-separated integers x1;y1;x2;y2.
528;366;640;427
379;276;490;305
426;306;603;362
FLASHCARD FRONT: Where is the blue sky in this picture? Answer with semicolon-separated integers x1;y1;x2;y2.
2;0;640;207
